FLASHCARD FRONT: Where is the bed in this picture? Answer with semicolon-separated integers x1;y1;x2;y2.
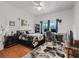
18;33;45;48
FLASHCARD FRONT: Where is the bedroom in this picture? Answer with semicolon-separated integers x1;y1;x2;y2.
0;0;79;58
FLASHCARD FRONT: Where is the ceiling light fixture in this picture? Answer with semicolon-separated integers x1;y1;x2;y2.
32;1;45;11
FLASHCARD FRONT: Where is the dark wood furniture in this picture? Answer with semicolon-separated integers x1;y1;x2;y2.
35;24;40;33
4;31;45;49
65;46;79;58
18;38;45;48
4;33;20;48
65;40;79;58
18;35;45;48
65;46;74;58
4;31;22;48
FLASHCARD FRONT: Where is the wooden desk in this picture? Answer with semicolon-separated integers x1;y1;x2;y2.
65;46;79;58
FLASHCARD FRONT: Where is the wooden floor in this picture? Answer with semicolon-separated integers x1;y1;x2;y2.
0;44;32;58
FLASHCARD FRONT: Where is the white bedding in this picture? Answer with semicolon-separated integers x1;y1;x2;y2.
19;33;44;47
27;33;43;41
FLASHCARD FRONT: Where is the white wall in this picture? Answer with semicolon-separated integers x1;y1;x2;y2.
73;2;79;40
35;8;74;33
0;2;35;33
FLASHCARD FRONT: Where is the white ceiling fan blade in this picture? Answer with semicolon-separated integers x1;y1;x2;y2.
32;1;38;6
40;2;45;7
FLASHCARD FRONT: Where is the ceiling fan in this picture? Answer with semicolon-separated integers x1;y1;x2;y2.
32;1;46;11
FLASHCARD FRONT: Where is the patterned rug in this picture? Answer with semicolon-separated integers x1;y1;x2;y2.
23;41;67;58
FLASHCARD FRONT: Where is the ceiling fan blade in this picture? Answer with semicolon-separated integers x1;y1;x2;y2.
40;2;45;7
32;1;39;6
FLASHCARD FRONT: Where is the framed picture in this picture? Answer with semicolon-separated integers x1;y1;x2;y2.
21;19;27;26
9;21;15;26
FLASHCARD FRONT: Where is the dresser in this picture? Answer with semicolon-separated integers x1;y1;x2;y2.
4;34;19;48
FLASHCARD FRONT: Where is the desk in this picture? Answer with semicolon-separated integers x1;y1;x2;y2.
65;46;79;58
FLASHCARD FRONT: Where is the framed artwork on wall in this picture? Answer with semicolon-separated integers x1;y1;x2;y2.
9;21;15;26
21;19;27;26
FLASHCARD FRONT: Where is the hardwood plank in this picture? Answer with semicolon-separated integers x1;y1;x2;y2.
0;44;32;58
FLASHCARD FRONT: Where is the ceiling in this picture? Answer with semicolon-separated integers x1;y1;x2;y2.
4;1;75;16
